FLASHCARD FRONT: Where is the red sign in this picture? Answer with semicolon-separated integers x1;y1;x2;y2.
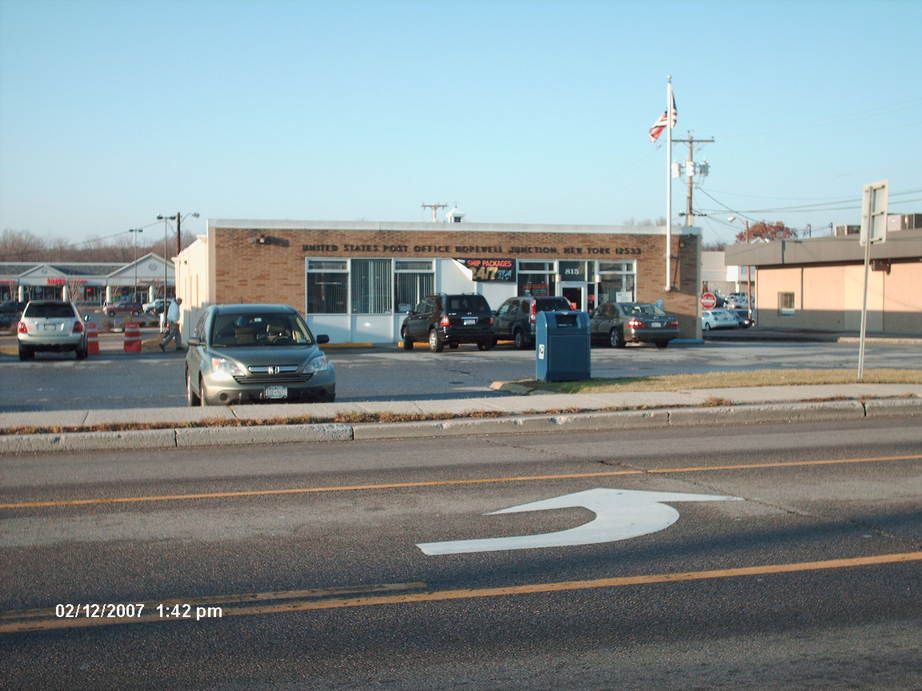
700;292;717;309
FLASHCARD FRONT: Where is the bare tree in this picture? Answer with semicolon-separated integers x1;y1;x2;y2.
0;228;197;263
0;229;46;261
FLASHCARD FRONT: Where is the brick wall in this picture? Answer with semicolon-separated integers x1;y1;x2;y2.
212;225;700;336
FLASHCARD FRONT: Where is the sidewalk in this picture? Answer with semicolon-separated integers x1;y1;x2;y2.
2;383;920;454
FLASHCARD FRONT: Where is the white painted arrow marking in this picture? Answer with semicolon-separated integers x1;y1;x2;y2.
417;488;742;555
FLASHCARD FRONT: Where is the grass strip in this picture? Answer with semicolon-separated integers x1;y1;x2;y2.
502;368;922;394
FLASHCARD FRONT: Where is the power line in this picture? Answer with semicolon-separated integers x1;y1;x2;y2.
695;186;922;215
53;220;164;249
697;197;922;215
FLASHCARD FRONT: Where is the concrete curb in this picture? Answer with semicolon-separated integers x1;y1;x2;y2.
668;400;866;425
2;398;919;454
175;423;353;447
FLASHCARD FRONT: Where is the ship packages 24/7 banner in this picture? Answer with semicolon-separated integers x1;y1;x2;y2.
455;258;516;282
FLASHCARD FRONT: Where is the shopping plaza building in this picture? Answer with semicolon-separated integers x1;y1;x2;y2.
0;254;174;305
175;218;702;343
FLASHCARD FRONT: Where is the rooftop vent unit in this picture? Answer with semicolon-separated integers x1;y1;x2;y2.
446;207;464;223
834;224;860;237
887;213;922;231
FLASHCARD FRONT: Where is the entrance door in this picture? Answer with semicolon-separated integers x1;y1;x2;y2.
561;283;586;311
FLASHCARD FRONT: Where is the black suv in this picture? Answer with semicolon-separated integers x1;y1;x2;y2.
492;295;573;349
401;294;495;352
0;300;27;329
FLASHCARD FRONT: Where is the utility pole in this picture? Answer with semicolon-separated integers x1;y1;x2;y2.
672;134;715;227
157;212;199;299
129;228;143;301
421;203;448;222
176;211;182;256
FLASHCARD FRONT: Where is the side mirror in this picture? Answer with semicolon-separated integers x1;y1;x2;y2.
316;334;330;344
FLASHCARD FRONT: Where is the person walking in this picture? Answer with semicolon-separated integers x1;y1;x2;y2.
159;297;183;351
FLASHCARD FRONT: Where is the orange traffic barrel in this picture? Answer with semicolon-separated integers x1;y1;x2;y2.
85;321;99;356
123;322;142;353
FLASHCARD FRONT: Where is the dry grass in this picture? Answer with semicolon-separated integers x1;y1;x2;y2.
507;368;922;394
0;409;594;437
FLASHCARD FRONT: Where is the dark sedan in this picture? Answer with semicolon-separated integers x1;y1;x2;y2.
590;302;679;348
733;308;755;328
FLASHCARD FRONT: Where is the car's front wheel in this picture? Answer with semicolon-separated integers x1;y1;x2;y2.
186;370;201;406
401;327;414;350
655;340;669;349
428;329;444;353
477;339;495;351
513;328;528;350
198;376;211;406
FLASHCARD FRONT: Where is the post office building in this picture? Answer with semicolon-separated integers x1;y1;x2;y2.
176;219;701;344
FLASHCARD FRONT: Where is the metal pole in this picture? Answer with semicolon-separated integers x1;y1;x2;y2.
857;214;872;382
133;231;138;300
163;218;169;300
746;222;753;324
665;76;673;292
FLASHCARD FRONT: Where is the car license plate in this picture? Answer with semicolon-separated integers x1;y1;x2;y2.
651;321;662;328
463;318;476;325
264;385;288;399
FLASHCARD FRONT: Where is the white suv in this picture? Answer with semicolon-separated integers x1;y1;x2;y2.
17;300;88;361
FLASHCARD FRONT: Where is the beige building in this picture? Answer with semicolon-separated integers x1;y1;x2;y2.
725;227;921;335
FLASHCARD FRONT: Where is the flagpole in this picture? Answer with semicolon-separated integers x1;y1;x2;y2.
665;75;673;292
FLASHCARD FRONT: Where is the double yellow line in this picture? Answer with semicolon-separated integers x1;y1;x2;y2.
2;453;919;510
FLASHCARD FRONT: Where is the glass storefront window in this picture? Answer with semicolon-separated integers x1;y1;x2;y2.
517;260;556;296
597;260;636;304
306;259;348;314
351;259;392;314
394;260;434;313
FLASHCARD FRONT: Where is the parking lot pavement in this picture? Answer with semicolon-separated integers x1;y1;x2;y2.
2;328;920;418
704;325;922;345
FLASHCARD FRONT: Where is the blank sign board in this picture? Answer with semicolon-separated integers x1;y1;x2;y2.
860;179;888;246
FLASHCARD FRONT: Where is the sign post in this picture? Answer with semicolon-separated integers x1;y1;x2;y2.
857;180;888;381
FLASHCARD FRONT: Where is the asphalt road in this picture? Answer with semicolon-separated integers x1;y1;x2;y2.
0;334;918;411
2;417;920;688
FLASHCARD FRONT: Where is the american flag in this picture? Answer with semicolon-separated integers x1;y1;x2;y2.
648;93;677;143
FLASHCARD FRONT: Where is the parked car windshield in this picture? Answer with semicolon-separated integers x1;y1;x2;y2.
210;312;314;347
24;303;75;318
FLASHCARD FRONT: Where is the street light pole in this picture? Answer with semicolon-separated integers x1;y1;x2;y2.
156;214;175;300
157;212;199;300
128;228;143;301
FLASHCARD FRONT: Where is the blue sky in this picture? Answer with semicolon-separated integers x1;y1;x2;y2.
1;0;920;248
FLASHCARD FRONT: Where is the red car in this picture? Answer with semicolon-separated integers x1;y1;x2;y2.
103;300;143;317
